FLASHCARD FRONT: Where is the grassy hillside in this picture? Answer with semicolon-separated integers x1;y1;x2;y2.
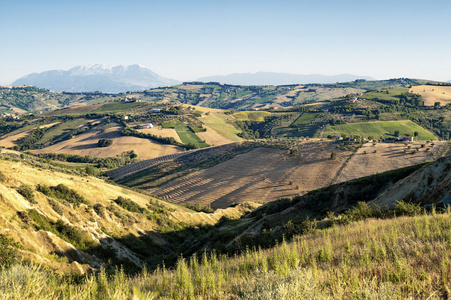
360;87;409;102
2;204;449;299
0;151;254;273
323;120;437;140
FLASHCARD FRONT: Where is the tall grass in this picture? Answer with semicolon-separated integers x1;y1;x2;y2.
3;210;451;299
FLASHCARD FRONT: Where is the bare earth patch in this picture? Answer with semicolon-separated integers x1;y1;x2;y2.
149;140;353;208
335;141;444;183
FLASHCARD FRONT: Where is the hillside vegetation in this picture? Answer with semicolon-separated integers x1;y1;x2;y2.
323;120;437;141
0;152;255;273
2;204;450;299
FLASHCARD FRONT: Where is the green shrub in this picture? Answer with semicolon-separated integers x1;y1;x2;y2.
114;196;146;214
48;198;63;215
17;185;36;204
98;138;113;147
0;234;20;268
37;183;88;207
0;171;6;182
93;203;106;217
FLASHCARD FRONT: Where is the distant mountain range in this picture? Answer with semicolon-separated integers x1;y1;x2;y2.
197;72;375;86
12;64;181;93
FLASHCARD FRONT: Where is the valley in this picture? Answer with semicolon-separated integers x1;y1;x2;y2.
1;78;451;299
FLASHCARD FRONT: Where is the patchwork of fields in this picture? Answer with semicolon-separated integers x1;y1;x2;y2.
323;120;437;140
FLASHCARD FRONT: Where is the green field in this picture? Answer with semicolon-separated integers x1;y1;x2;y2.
174;120;209;148
323;120;437;140
291;112;319;127
161;121;176;128
92;101;144;113
199;113;243;142
232;111;272;122
360;87;408;102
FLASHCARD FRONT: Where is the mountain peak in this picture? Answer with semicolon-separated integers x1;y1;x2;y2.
12;64;180;93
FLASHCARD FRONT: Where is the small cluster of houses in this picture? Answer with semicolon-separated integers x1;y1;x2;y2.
121;97;142;103
334;135;414;143
1;112;19;119
384;136;414;142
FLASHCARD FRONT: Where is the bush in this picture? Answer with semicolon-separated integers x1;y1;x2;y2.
37;183;88;207
98;139;113;147
17;185;36;204
93;203;106;217
48;198;64;215
0;171;6;182
114;196;147;214
0;234;19;268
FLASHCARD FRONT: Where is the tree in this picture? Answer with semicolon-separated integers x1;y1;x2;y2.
98;138;113;147
434;102;441;109
414;131;419;138
330;152;338;160
394;130;400;137
289;148;299;156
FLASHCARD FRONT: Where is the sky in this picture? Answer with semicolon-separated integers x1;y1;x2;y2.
1;0;451;85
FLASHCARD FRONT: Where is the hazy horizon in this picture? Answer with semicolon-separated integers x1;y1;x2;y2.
1;0;451;85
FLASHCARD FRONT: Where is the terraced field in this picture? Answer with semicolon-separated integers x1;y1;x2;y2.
147;140;353;208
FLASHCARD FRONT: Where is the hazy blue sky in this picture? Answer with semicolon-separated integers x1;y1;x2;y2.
1;0;450;84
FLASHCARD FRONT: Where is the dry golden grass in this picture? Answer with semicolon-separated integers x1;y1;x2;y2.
3;210;450;299
43;103;105;117
411;85;451;106
195;124;237;146
32;126;183;160
136;127;182;143
0;122;61;148
0;130;32;148
177;84;203;90
0;156;251;274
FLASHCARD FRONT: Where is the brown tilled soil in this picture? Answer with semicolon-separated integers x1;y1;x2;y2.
149;140;353;208
336;141;444;183
32;126;183;159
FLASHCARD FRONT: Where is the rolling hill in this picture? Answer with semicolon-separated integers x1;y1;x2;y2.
197;72;374;85
114;139;446;209
0;150;255;273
